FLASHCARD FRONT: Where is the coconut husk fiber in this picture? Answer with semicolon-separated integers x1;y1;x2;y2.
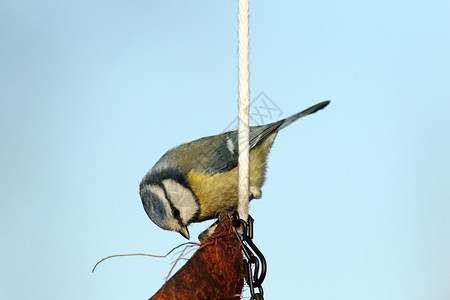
150;214;245;300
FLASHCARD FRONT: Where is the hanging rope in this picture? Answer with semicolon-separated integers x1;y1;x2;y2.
236;5;267;297
237;0;250;222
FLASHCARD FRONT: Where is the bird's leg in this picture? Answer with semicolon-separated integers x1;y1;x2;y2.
249;186;262;200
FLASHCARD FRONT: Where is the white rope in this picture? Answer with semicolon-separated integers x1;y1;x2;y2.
237;0;250;221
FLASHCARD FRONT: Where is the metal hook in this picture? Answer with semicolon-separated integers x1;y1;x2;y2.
233;214;267;299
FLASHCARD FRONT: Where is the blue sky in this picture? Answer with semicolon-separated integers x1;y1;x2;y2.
1;1;449;299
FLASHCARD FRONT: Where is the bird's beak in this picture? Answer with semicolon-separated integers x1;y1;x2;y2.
178;227;190;239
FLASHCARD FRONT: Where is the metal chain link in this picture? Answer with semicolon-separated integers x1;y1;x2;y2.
233;214;267;300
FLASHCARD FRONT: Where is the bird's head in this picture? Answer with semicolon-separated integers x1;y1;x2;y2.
139;161;199;239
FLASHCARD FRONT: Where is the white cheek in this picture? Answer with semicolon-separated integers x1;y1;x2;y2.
162;179;198;223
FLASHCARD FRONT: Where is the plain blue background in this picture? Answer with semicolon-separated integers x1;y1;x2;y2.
1;1;449;299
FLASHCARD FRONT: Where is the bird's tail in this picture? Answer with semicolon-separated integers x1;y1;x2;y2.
278;100;330;131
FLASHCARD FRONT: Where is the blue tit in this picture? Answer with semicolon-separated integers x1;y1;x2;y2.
140;101;330;239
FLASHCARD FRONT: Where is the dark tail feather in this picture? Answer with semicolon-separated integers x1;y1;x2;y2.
278;100;330;131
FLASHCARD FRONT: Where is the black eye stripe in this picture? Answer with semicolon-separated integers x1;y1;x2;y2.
161;184;173;206
172;208;180;218
160;184;184;223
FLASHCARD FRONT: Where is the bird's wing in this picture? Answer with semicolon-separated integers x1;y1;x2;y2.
162;101;329;175
171;121;283;174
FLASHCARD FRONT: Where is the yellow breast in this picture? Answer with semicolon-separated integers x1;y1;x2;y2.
186;133;277;221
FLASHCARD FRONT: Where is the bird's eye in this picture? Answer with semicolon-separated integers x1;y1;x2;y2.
172;208;180;218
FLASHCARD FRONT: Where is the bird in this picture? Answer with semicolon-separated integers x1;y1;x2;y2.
140;101;330;239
